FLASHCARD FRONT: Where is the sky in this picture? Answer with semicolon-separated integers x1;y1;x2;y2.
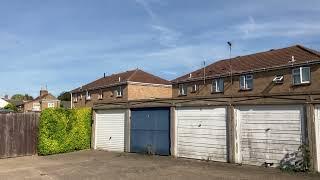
0;0;319;97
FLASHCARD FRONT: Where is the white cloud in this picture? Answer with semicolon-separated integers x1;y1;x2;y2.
237;17;320;39
150;25;181;47
134;0;156;20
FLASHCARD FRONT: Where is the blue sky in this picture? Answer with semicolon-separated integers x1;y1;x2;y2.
0;0;319;97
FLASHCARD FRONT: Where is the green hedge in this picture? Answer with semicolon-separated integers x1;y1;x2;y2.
38;108;92;155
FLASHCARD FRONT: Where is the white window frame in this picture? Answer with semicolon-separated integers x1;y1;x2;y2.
240;74;253;90
32;102;40;111
179;84;187;96
292;67;310;85
116;86;123;97
86;91;91;100
48;102;55;108
211;78;224;93
191;84;198;93
98;90;103;100
73;95;78;102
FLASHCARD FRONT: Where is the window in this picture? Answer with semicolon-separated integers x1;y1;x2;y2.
32;103;40;111
116;86;123;97
191;84;198;93
86;91;91;100
73;95;78;102
212;78;224;93
48;102;55;108
240;74;253;90
98;90;103;100
292;67;310;85
179;84;187;96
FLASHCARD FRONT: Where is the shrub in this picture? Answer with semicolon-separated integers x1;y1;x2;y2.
279;145;310;172
4;103;18;112
38;108;92;155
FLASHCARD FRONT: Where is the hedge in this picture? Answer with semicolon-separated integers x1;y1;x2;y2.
38;108;92;155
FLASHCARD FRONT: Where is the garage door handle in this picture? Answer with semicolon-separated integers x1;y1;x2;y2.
109;137;112;140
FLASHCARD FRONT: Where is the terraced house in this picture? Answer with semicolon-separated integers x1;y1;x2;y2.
70;69;172;108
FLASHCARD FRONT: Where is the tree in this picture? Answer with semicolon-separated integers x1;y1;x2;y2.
11;94;33;101
58;91;71;101
11;94;24;101
4;103;18;112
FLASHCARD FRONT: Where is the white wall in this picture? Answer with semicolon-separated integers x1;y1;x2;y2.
0;99;9;108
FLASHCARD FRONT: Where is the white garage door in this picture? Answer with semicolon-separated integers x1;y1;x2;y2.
315;105;320;172
95;109;126;152
235;105;304;166
176;107;227;162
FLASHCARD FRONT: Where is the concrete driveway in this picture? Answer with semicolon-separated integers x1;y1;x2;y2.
0;150;318;180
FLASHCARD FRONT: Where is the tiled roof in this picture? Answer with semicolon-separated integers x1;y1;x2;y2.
25;93;58;104
71;69;170;93
172;45;320;83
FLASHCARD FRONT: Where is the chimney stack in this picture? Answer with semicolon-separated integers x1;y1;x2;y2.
40;90;48;96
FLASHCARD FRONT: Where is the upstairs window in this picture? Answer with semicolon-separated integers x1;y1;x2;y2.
98;90;103;100
48;102;55;108
73;95;78;102
191;84;198;93
86;91;91;100
179;84;187;96
240;74;253;90
292;67;310;85
116;86;123;97
212;78;224;93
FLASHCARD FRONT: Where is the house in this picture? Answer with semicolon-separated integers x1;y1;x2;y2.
170;44;320;167
8;100;25;112
90;44;320;172
0;98;9;109
70;69;172;108
24;89;60;112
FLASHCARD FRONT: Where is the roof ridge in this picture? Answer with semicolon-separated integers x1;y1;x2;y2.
296;44;320;58
127;68;139;81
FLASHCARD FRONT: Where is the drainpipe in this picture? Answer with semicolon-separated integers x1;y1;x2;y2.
70;92;73;109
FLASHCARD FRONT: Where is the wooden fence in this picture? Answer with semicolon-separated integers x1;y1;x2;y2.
0;113;39;158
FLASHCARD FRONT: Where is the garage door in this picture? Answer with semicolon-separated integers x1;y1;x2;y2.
315;105;320;172
95;109;126;152
176;107;227;162
235;105;304;166
130;108;170;155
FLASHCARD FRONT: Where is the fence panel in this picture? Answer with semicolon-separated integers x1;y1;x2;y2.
0;113;39;158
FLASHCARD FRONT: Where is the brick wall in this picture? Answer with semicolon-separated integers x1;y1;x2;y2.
127;84;172;100
172;64;320;98
72;85;128;108
72;83;172;108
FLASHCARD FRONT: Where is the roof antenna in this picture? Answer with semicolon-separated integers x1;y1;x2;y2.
227;41;233;84
203;61;206;84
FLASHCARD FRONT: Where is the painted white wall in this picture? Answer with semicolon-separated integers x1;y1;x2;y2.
0;98;9;108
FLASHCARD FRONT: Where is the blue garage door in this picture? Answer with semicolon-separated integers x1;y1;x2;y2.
130;108;170;155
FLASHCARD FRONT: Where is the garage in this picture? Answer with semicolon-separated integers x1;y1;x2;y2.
176;107;228;162
315;105;320;172
94;109;126;152
130;108;170;155
235;105;304;167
